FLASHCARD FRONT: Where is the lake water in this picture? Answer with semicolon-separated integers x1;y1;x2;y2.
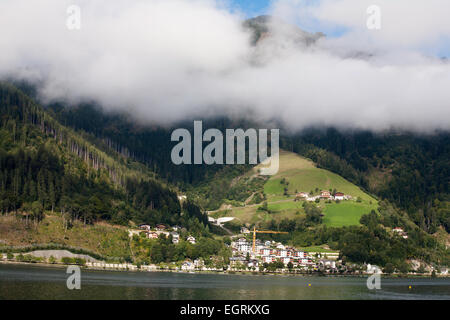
0;264;449;300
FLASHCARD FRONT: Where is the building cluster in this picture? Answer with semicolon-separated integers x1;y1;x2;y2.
392;227;408;239
138;224;196;244
295;190;352;202
230;238;314;269
180;258;208;271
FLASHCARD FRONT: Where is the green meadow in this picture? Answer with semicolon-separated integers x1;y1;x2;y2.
322;202;378;227
219;150;378;227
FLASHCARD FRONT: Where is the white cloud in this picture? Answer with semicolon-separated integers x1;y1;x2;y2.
272;0;450;52
1;0;450;132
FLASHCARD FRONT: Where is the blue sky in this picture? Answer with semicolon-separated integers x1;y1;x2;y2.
228;0;449;57
228;0;271;17
228;0;346;37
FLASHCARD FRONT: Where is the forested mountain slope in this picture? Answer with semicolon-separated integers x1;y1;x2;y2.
0;83;208;231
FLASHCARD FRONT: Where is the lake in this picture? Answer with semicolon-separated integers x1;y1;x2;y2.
0;264;449;300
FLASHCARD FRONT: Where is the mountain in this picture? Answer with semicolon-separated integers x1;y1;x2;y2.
0;82;209;231
1;81;449;268
243;15;325;46
209;150;377;227
284;128;450;234
39;90;449;236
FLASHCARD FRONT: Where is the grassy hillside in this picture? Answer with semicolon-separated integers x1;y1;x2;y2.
322;202;377;227
212;150;377;227
263;151;374;202
0;214;131;260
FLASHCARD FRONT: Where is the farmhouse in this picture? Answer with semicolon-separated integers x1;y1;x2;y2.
139;224;151;231
148;232;158;239
295;192;309;200
334;192;345;200
156;224;167;231
320;190;332;199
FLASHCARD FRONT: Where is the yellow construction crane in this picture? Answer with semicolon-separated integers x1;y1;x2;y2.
252;226;288;253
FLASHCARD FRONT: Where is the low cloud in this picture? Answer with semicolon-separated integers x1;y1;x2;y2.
1;0;450;132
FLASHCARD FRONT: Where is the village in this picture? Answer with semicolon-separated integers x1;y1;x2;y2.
227;237;341;273
122;219;350;274
120;190;412;274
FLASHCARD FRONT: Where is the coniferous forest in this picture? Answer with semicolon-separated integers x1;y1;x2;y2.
0;81;449;268
0;83;208;232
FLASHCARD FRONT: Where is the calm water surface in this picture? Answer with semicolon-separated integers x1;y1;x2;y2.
0;264;449;300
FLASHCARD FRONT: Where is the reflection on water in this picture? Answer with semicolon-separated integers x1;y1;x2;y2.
0;264;449;300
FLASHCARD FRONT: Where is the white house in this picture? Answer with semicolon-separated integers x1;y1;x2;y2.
320;190;332;199
181;261;195;271
187;235;196;244
255;244;265;252
334;192;345;201
248;260;259;268
299;258;310;266
194;259;204;268
237;238;247;246
277;249;288;257
148;232;158;239
366;264;382;274
171;232;180;244
296;192;309;199
238;243;251;253
320;260;336;269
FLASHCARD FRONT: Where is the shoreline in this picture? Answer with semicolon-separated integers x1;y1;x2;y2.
1;260;448;279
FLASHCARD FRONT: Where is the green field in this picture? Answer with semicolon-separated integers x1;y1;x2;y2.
263;151;373;203
322;202;378;227
298;245;339;253
220;204;305;225
216;150;377;227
